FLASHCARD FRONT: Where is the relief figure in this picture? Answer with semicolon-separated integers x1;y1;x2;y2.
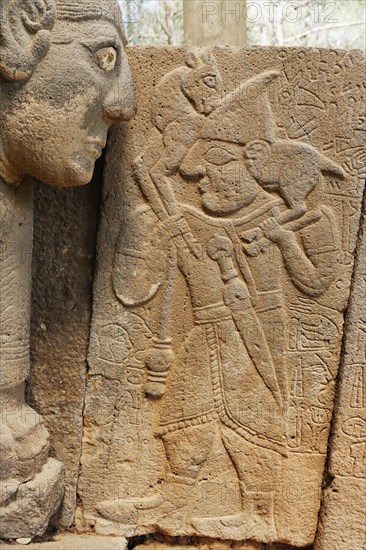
98;67;344;541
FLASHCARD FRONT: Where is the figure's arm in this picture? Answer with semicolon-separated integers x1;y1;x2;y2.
113;212;169;307
261;212;338;297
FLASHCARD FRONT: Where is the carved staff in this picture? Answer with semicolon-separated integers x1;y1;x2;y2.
133;154;200;258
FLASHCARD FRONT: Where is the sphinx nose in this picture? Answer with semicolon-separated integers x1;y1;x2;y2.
102;69;137;124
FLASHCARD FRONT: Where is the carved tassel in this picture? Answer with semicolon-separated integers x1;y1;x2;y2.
145;339;174;399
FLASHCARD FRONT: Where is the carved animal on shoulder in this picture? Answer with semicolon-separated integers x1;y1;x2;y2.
133;49;222;231
241;139;347;252
133;49;222;200
150;48;223;174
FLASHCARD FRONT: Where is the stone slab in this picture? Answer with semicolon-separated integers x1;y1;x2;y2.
1;0;136;539
29;167;102;528
0;459;64;539
134;542;264;549
134;541;265;549
77;46;365;547
0;533;127;549
135;541;302;550
315;191;366;548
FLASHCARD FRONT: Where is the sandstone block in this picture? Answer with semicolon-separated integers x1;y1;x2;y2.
0;459;64;539
0;533;127;550
0;0;136;538
315;192;366;548
77;46;365;547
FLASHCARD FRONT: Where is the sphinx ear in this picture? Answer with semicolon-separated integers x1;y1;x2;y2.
0;0;56;81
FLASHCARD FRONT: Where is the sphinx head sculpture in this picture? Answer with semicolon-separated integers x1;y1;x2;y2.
0;0;136;539
0;0;136;187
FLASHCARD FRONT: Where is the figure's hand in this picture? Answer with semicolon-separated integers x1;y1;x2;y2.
243;240;268;257
241;226;264;244
260;216;291;245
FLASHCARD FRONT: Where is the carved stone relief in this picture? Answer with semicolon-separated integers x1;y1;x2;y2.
315;192;366;548
78;47;365;546
0;0;135;539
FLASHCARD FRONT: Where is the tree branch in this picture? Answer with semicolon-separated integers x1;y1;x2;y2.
284;20;366;43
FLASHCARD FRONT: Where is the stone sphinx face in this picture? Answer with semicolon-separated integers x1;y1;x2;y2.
0;0;136;187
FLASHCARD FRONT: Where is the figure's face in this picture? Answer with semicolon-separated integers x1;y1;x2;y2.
180;139;260;216
0;18;136;187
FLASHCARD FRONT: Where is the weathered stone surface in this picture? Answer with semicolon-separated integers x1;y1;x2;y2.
0;532;128;550
0;458;64;539
134;539;268;549
29;167;102;528
134;542;264;549
0;0;136;538
78;46;365;547
315;192;366;548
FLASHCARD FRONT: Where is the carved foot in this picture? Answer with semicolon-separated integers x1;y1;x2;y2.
0;457;64;539
97;474;195;534
191;510;277;541
97;492;164;524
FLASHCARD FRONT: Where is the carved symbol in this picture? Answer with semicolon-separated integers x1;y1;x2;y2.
349;365;366;409
341;417;366;478
331;196;360;265
287;403;303;449
349;441;366;478
357;320;366;363
125;366;144;386
96;324;132;364
289;315;337;352
290;358;304;399
342;417;366;439
307;405;332;453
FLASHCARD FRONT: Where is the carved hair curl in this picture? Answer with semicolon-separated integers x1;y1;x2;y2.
0;0;56;81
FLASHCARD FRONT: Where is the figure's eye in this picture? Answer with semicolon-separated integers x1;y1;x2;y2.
203;75;217;88
204;147;238;166
95;46;118;71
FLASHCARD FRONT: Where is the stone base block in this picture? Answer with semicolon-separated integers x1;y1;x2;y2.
0;459;64;539
0;533;127;549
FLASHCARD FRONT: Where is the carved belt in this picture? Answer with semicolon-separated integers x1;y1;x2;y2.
193;302;232;325
255;290;284;313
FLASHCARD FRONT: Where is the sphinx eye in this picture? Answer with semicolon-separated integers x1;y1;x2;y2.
204;147;238;166
95;47;118;71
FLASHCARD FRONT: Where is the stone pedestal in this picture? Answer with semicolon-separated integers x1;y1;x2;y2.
0;179;64;539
